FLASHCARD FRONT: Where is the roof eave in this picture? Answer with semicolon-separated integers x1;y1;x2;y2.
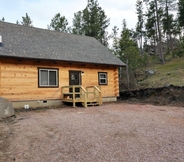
0;55;126;67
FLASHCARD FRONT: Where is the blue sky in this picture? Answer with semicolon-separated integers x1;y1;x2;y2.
0;0;137;33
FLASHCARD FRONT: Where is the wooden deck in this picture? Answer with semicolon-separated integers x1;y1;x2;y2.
61;85;102;108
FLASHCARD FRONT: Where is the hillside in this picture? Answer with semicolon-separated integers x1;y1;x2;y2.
138;58;184;88
120;58;184;107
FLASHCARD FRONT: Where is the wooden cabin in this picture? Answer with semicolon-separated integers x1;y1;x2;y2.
0;22;126;109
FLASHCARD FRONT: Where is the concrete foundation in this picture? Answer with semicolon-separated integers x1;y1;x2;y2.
12;99;63;109
12;97;117;109
102;97;117;102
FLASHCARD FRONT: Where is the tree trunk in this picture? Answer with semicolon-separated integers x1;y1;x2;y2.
140;33;144;55
166;0;173;53
154;12;158;55
154;0;164;64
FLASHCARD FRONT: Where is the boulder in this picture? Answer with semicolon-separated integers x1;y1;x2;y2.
0;97;15;118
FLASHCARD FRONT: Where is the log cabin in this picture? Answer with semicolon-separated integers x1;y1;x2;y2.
0;21;126;109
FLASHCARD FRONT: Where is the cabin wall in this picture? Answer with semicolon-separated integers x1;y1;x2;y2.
0;57;120;107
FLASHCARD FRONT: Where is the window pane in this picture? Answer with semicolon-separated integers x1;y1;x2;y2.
100;79;106;84
100;74;106;79
49;71;57;86
40;70;48;85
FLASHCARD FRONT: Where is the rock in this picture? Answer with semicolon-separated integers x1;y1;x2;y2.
146;69;155;75
0;97;15;118
165;84;171;87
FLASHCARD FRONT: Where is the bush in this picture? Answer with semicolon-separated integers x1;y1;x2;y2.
174;38;184;58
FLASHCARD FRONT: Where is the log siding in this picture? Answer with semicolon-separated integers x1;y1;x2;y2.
0;57;119;102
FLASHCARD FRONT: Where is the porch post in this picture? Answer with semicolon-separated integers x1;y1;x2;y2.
72;86;76;107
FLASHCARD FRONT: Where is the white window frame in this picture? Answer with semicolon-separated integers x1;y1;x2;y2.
98;72;108;85
38;68;59;88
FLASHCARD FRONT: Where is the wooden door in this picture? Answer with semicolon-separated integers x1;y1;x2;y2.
69;71;81;98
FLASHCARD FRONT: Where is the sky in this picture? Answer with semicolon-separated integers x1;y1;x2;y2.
0;0;138;34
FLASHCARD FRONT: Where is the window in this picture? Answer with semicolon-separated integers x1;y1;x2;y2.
98;72;108;85
38;68;59;88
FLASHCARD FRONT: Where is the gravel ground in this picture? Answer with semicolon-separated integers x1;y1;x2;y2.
1;102;184;162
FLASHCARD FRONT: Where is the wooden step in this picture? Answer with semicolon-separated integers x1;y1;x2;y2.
87;102;99;106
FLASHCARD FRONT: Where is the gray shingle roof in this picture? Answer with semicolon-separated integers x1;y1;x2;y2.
0;21;125;66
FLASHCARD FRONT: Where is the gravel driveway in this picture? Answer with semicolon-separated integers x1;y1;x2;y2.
1;102;184;162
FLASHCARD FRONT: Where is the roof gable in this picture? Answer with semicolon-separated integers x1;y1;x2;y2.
0;21;125;66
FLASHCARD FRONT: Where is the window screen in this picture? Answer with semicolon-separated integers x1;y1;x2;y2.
38;68;59;87
98;72;108;85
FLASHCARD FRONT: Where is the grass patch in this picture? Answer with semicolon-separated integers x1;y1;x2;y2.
139;57;184;88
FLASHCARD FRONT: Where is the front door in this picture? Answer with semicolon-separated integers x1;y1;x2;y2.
69;71;81;98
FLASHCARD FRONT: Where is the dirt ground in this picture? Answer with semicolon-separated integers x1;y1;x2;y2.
0;102;184;162
120;85;184;107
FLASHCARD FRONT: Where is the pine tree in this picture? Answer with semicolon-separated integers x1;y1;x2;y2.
143;0;164;63
160;0;177;53
49;13;70;33
111;26;119;56
154;0;164;63
1;17;5;21
118;20;146;88
136;0;144;55
144;1;158;54
72;11;83;35
21;13;33;26
178;0;184;29
72;0;110;46
119;20;143;71
83;0;110;46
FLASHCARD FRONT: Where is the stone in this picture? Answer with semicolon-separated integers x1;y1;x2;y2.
0;97;15;118
165;84;171;87
146;69;155;75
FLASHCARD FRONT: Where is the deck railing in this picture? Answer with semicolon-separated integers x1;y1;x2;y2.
61;85;102;107
85;86;102;105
